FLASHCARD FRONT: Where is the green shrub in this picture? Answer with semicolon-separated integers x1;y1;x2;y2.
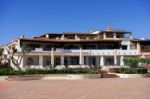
0;68;101;76
109;67;147;74
0;69;25;76
129;68;147;74
109;68;120;73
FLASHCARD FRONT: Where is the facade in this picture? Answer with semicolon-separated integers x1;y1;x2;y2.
4;26;150;69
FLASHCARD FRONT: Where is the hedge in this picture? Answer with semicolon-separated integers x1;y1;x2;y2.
0;68;101;76
109;67;148;74
124;57;150;68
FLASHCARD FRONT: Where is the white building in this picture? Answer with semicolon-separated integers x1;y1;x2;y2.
3;27;150;69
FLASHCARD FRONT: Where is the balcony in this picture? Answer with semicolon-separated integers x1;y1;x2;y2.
60;49;139;56
31;48;139;56
83;49;139;56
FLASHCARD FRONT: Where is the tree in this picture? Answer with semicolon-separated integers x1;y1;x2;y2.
0;48;4;65
0;48;4;56
140;58;150;70
124;57;140;68
7;46;30;70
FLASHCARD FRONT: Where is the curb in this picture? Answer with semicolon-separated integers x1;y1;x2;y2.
0;76;8;81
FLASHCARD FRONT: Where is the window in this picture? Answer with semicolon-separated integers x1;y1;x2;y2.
64;57;79;65
46;58;51;65
122;45;127;50
27;58;34;66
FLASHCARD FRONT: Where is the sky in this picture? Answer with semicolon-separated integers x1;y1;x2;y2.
0;0;150;45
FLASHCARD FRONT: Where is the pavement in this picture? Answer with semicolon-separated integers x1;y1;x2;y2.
0;78;150;99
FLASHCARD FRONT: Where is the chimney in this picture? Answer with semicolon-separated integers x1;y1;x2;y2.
46;34;49;38
106;26;113;31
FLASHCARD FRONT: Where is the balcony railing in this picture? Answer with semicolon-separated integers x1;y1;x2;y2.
83;50;138;55
31;48;139;56
61;49;139;56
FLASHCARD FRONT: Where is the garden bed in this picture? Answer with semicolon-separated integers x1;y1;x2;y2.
109;67;148;74
0;68;101;76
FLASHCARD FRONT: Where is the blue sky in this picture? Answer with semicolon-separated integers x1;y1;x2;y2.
0;0;150;45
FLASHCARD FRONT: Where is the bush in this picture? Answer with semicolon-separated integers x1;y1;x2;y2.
124;57;140;68
0;69;25;76
129;68;148;74
109;67;148;74
0;68;101;76
124;57;150;68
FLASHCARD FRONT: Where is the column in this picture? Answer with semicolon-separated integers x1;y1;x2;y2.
79;47;83;65
114;50;117;66
51;47;54;67
103;33;106;39
100;56;104;66
120;56;124;66
127;41;131;50
137;42;141;53
113;33;116;39
61;56;64;66
75;34;79;40
114;55;117;66
39;55;43;66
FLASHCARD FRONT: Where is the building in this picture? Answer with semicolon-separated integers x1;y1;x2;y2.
4;26;150;69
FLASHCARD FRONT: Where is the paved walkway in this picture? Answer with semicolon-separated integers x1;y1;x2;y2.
0;78;150;99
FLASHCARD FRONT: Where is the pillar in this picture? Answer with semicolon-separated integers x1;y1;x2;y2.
120;56;124;66
39;55;43;66
51;47;54;66
114;50;117;66
75;34;79;40
137;42;141;53
79;47;83;65
103;33;106;39
61;56;64;66
114;55;117;66
100;56;104;66
113;33;116;39
127;41;131;50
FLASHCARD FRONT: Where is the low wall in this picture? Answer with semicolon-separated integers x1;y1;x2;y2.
0;76;8;81
102;66;129;71
115;73;150;78
67;74;101;79
2;74;101;81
